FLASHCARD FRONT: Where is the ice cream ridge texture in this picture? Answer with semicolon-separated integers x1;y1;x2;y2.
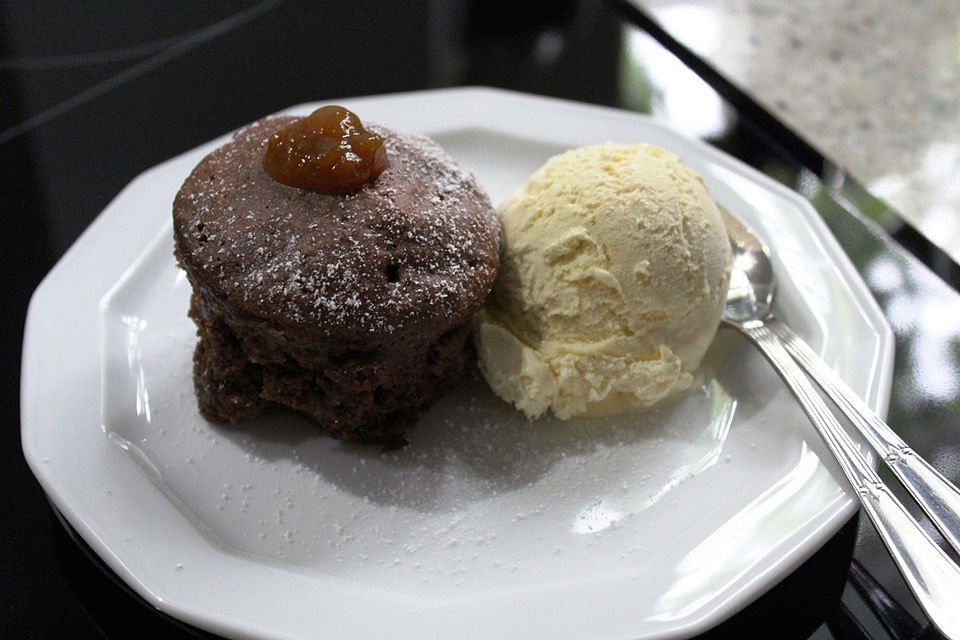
476;143;732;420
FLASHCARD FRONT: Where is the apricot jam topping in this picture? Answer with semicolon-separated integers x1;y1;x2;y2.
263;106;388;194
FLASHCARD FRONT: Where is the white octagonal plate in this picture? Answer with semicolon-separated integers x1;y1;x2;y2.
22;88;893;640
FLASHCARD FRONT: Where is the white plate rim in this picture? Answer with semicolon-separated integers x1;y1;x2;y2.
21;87;894;640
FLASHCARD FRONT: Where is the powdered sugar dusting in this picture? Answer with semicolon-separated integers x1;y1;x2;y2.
173;117;500;344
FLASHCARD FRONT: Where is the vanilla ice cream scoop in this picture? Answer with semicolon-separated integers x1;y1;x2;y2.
475;143;731;419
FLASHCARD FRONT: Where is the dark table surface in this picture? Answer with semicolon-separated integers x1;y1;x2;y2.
4;2;960;638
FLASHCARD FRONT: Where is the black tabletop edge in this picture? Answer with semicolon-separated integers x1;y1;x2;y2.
605;0;960;292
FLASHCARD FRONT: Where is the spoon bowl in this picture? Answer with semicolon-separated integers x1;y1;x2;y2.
719;207;774;326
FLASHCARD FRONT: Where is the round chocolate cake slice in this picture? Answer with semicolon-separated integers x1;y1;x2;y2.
173;112;500;446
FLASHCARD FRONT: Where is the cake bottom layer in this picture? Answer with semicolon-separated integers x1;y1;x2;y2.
188;294;473;448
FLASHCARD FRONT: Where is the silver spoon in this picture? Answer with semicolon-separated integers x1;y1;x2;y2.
719;207;960;638
722;208;960;553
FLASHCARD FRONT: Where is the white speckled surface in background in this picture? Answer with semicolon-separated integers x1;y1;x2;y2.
638;0;960;261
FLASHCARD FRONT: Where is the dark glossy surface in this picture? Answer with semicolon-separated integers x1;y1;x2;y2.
4;1;959;638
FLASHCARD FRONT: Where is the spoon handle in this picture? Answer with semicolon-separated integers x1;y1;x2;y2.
768;317;960;558
739;320;960;638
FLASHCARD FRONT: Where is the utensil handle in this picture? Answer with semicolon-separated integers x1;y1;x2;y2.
769;317;960;558
741;321;960;638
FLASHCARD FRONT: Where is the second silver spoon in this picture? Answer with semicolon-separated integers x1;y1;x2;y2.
720;207;960;639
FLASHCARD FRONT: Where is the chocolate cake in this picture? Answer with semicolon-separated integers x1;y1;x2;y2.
173;114;500;446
